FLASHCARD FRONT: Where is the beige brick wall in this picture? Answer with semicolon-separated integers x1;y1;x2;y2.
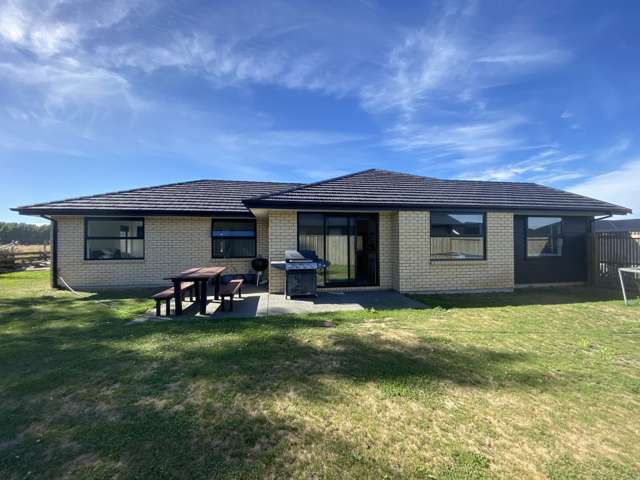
396;211;514;292
54;215;268;289
378;211;396;289
53;210;514;293
268;210;298;293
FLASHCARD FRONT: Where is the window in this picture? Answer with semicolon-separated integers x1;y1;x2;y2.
212;219;256;258
430;212;485;260
527;217;563;257
85;218;144;260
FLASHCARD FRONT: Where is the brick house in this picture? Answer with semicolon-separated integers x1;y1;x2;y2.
13;169;631;293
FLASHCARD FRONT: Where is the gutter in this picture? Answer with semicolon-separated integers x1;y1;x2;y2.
242;200;632;216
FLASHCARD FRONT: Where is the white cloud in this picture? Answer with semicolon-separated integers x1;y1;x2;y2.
595;138;631;162
0;59;134;111
569;159;640;218
360;9;569;116
0;1;28;43
468;150;584;182
475;50;568;64
385;116;526;158
530;172;586;184
0;0;79;56
360;26;465;114
357;5;571;166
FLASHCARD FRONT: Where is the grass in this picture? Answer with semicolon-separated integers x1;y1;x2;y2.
1;271;639;479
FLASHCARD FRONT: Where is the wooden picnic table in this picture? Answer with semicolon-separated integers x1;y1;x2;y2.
165;266;226;315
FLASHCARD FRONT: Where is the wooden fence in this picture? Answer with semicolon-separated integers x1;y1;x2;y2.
0;250;51;272
589;231;640;288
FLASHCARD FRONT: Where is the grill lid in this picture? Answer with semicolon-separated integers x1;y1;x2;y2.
285;250;313;263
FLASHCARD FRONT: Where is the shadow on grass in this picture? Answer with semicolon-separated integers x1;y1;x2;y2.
0;290;559;478
413;286;628;309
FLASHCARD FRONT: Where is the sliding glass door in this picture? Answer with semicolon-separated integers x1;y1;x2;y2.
298;213;378;287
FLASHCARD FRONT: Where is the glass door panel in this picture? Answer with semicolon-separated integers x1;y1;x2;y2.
298;213;326;286
325;216;350;284
298;213;379;287
353;215;378;285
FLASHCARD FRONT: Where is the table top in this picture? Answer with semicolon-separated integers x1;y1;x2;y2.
619;267;640;273
165;266;226;280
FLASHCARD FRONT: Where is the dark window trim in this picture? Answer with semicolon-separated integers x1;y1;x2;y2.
525;215;564;259
84;217;145;261
296;212;380;288
430;211;487;261
211;218;257;259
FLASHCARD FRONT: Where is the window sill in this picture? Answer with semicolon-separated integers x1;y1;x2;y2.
430;259;487;265
84;259;145;263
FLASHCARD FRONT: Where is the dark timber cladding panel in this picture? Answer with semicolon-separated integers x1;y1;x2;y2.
514;215;590;284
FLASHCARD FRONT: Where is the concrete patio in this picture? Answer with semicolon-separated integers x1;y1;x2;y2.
145;284;425;319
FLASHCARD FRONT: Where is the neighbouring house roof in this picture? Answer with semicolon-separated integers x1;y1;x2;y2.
243;169;631;215
14;168;630;217
13;179;302;217
593;218;640;232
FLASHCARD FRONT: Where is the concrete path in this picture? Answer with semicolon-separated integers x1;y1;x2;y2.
210;285;424;318
141;285;424;320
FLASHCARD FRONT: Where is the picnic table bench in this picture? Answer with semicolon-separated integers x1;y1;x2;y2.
153;281;195;317
164;266;226;315
218;278;244;311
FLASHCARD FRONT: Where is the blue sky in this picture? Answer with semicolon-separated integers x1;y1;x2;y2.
1;0;639;224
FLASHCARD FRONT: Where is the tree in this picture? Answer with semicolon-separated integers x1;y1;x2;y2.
0;222;51;245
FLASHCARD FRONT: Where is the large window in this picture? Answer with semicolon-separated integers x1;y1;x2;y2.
85;218;144;260
430;212;485;260
212;219;256;258
527;217;563;257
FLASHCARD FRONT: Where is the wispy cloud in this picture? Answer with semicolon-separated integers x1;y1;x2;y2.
594;137;631;162
357;3;572;169
0;0;138;57
384;115;526;158
569;159;640;218
475;51;568;64
464;150;584;182
361;6;570;115
0;0;78;56
1;0;630;222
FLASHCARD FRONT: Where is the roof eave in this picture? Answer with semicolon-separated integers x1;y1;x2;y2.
241;200;631;216
12;207;256;218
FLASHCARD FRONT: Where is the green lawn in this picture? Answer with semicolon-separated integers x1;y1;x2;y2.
1;271;639;479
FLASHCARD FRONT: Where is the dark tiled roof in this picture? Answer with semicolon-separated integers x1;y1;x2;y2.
14;179;301;216
244;169;631;215
14;169;630;216
593;219;640;232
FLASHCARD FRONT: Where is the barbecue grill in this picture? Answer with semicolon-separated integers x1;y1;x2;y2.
270;250;328;298
251;257;269;286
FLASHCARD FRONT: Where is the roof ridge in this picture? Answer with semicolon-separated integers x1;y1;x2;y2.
368;168;436;180
13;178;301;211
243;168;378;202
